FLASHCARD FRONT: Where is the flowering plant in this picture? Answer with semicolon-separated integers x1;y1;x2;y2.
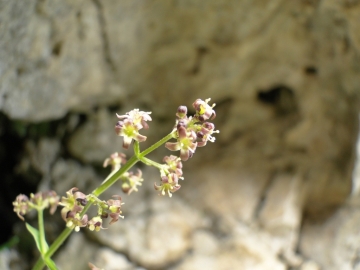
13;98;219;270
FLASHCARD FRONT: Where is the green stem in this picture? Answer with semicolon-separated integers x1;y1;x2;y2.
139;131;175;158
37;210;46;254
80;201;92;217
139;156;165;171
134;141;140;156
32;131;176;270
93;131;175;197
93;155;139;197
37;210;58;269
32;228;73;270
100;169;117;185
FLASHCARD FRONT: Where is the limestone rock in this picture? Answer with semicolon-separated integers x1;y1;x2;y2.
91;248;136;270
3;1;360;269
191;230;219;256
2;0;358;212
258;174;306;252
24;138;60;176
299;196;360;270
0;0;123;121
180;167;270;223
67;107;120;164
92;173;204;269
300;261;321;270
0;248;26;270
51;158;100;195
174;224;287;270
55;232;98;270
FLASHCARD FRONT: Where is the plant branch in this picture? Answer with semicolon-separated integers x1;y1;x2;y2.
32;131;175;270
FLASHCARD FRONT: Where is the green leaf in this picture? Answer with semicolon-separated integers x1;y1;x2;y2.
26;223;58;269
25;223;49;253
25;223;41;252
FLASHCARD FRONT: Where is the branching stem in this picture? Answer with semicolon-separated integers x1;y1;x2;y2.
32;131;176;270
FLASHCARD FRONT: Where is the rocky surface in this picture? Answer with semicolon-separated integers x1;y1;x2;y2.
0;248;26;270
2;0;360;269
300;196;360;270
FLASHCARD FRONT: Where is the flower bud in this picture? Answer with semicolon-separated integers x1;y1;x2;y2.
176;106;188;119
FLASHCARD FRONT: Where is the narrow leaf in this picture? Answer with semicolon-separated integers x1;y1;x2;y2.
25;223;42;252
25;223;49;253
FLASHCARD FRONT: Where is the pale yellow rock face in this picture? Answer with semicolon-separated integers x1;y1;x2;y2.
2;0;360;269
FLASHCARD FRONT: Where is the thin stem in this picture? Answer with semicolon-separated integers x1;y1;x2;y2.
139;131;176;158
80;201;92;217
139;156;165;170
32;131;176;270
37;210;46;254
100;168;117;185
134;141;140;156
92;155;139;197
32;228;73;270
93;131;175;197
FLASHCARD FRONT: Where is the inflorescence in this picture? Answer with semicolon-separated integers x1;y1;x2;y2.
13;98;219;231
13;191;59;221
12;98;219;270
59;188;124;232
114;98;219;197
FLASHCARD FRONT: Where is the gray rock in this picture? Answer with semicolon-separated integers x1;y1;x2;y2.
24;138;60;176
51;158;100;195
67;107;121;164
117;196;202;269
55;232;98;270
0;248;26;270
0;0;123;121
192;230;219;256
91;248;135;270
2;0;358;213
92;169;204;269
3;0;360;269
300;261;321;270
299;196;360;270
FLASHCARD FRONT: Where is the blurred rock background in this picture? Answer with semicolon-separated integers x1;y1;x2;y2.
1;0;360;269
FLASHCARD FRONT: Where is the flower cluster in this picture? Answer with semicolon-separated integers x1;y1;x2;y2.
165;98;219;161
119;170;143;194
103;152;127;172
152;99;218;197
11;98;219;270
59;188;124;232
13;191;59;221
103;152;144;194
115;109;152;149
59;188;88;232
154;155;184;197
